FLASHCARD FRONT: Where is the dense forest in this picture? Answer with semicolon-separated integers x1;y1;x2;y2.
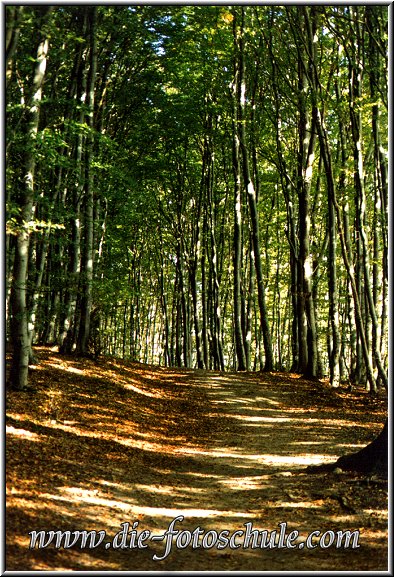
6;5;388;392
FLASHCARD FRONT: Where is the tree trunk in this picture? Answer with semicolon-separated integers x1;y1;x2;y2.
296;56;319;377
206;141;224;371
347;12;387;390
201;208;209;369
307;419;387;475
237;8;273;371
8;8;52;390
58;10;88;354
367;24;388;368
158;245;171;367
308;55;340;386
231;15;247;371
26;228;50;359
189;173;204;369
77;7;97;355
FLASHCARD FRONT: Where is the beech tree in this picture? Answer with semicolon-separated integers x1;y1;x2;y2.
6;6;387;400
76;6;98;356
8;7;53;389
234;7;273;371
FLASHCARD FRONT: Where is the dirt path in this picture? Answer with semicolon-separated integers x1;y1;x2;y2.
6;349;388;571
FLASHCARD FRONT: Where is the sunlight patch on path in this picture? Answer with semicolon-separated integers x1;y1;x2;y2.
41;489;254;521
172;446;337;467
6;426;41;441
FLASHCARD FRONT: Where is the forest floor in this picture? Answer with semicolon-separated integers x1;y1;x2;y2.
5;347;388;572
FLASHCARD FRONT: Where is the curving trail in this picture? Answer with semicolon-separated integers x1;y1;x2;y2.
6;349;388;571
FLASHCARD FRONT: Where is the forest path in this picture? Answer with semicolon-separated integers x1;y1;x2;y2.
6;348;388;571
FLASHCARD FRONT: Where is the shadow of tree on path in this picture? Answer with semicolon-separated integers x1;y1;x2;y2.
6;348;388;571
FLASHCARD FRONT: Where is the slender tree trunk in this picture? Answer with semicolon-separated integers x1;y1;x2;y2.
59;10;88;353
324;157;340;387
158;246;171;367
201;207;209;369
310;44;377;392
286;6;322;379
189;174;204;368
367;6;388;383
296;60;319;377
306;27;340;386
174;271;182;367
77;7;97;355
231;11;247;371
8;8;52;390
267;23;300;372
27;227;50;358
236;8;273;371
231;115;247;370
206;141;224;371
244;241;254;370
336;189;377;392
180;256;191;367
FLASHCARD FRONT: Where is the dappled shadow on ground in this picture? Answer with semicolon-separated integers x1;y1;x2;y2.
6;348;388;571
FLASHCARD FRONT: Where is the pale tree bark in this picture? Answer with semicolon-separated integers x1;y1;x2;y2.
180;241;191;367
245;239;254;370
321;6;384;393
173;264;183;367
205;132;225;371
26;227;50;358
293;7;319;378
190;165;204;369
156;234;171;367
312;96;378;393
8;7;53;390
366;6;388;382
200;208;209;369
332;162;377;393
347;8;387;390
231;14;247;371
28;25;84;355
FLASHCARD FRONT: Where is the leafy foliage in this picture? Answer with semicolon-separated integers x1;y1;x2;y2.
6;6;388;382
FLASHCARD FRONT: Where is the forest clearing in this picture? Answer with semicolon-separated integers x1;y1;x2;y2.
6;348;388;572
